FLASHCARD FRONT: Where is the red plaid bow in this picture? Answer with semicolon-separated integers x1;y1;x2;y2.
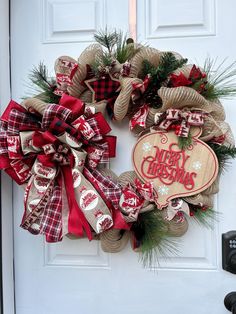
155;109;206;137
0;95;118;242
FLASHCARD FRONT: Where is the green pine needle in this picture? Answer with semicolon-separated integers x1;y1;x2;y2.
142;53;188;84
115;31;140;63
202;57;236;100
132;210;178;268
94;29;140;68
26;62;60;103
207;143;236;173
94;28;118;53
190;207;219;229
141;53;188;108
178;133;192;150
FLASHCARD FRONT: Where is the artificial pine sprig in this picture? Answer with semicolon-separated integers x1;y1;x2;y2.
188;206;218;229
94;28;118;53
131;210;178;268
115;32;140;63
27;62;60;103
202;57;236;100
94;29;140;65
208;143;236;173
141;53;188;108
142;53;188;84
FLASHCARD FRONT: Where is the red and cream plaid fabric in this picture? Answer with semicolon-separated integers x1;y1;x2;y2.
86;117;103;142
8;109;40;134
0;121;8;155
84;167;122;210
97;142;109;164
42;104;72;130
40;184;62;242
88;75;120;102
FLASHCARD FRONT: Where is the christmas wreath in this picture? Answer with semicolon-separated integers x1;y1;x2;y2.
1;29;236;266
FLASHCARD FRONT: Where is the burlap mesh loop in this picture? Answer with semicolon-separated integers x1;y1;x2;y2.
129;47;161;78
67;64;87;98
22;97;47;115
114;77;143;121
184;194;214;207
79;89;93;103
158;86;211;112
100;229;130;253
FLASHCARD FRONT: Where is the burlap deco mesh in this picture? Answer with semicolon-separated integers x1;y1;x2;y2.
22;97;47;115
114;77;143;121
67;44;103;98
184;194;214;207
158;86;211;112
79;89;93;103
208;100;226;121
85;101;107;116
202;176;219;195
160;209;189;237
78;43;103;66
172;64;193;77
100;229;130;253
67;64;87;98
118;170;137;187
129;47;161;78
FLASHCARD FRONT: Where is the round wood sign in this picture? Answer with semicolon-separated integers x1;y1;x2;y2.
132;130;219;209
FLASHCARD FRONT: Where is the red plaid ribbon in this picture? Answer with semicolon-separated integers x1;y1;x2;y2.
155;109;206;137
42;104;72;130
83;167;122;210
40;184;62;242
0;121;8;155
8;109;40;134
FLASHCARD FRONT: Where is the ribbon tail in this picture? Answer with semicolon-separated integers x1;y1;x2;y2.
62;166;92;240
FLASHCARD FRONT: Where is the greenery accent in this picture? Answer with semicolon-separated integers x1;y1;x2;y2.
131;210;178;268
93;29;140;68
90;52;114;77
142;53;188;84
178;133;192;150
27;62;60;103
201;58;236;100
188;206;218;229
208;143;236;173
94;28;119;54
115;32;140;63
141;53;188;108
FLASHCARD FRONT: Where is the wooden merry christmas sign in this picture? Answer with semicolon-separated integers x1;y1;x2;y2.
132;129;219;209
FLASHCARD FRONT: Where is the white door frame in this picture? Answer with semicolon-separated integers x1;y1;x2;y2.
0;0;15;313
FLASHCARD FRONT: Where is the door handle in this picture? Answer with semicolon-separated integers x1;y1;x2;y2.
224;292;236;313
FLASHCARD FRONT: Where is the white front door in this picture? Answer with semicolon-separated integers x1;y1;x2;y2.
10;1;236;314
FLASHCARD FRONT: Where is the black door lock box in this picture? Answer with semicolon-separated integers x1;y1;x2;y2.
222;231;236;274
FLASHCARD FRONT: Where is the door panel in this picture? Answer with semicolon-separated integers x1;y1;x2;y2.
11;1;236;313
